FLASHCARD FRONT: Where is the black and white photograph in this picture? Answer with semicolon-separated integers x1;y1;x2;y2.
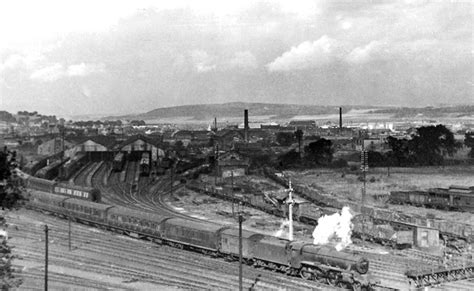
0;0;473;290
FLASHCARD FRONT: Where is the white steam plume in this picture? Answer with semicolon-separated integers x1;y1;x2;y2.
312;206;353;251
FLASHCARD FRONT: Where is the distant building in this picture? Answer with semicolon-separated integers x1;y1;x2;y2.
217;151;249;178
37;137;74;156
288;120;316;130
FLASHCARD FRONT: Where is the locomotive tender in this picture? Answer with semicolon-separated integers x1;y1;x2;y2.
27;190;375;290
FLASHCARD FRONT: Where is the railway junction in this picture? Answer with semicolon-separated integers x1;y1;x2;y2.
7;147;474;290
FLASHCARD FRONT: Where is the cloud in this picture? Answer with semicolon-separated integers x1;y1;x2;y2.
267;35;343;71
229;51;258;70
190;50;216;73
346;41;386;64
67;62;105;76
30;63;65;82
30;62;106;82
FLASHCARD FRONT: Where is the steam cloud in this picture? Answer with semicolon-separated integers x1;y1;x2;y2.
312;206;353;251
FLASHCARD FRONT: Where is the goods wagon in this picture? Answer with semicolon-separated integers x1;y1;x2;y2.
390;187;474;212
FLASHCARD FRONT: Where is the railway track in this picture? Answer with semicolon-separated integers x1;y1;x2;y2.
50;161;473;290
7;209;331;290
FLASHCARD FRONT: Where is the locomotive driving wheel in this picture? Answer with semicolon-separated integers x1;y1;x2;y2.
326;271;338;286
299;267;313;280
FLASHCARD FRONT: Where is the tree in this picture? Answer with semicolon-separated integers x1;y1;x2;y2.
304;138;333;165
277;150;301;169
465;132;474;158
276;132;294;146
410;125;460;165
386;136;410;166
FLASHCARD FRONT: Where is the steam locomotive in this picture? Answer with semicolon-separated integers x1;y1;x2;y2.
27;190;376;290
139;152;150;176
112;152;126;172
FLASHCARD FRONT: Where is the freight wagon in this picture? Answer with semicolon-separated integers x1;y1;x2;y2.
390;186;474;212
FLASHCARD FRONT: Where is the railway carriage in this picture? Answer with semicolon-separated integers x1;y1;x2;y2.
27;191;68;214
219;228;264;260
26;176;56;193
161;218;223;251
26;190;377;289
54;183;101;202
106;206;170;237
63;198;113;224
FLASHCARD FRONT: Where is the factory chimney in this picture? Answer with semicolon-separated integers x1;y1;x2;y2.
339;107;343;129
244;109;249;142
214;117;217;132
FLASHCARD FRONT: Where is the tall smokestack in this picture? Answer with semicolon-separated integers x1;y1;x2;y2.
244;109;249;142
214;117;217;132
339;107;342;129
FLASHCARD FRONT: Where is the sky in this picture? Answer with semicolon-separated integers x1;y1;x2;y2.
0;0;472;117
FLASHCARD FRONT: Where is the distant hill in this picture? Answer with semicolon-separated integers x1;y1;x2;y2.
102;102;379;121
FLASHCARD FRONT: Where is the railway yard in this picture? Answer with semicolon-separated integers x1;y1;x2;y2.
8;157;474;290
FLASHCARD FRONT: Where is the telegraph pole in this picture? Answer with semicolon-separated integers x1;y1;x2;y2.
44;225;49;291
231;171;235;218
361;147;368;204
68;215;72;251
238;213;244;291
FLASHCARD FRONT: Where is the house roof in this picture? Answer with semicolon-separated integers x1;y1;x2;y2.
78;135;117;149
118;134;163;149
